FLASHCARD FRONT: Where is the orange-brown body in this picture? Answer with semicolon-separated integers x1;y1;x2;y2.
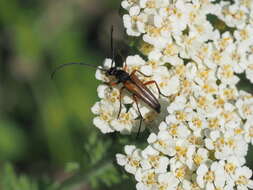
124;74;161;113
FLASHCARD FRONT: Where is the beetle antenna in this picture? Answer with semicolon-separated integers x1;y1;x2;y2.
110;25;115;68
118;49;126;67
51;62;106;79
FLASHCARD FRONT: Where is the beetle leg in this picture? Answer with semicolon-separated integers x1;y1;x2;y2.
117;87;126;119
104;81;117;86
144;80;168;97
123;62;127;71
133;95;143;138
117;50;127;71
131;70;152;78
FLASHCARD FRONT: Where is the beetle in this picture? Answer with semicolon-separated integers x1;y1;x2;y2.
51;27;167;136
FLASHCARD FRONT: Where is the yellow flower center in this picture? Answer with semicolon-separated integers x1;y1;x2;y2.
157;140;168;148
147;25;161;37
209;118;220;129
198;69;211;80
176;111;187;121
221;65;234;78
234;10;245;20
236;176;248;185
145;172;156;185
169;124;178;136
226;138;235;148
191;183;201;190
140;43;154;55
175;146;187;158
203;83;216;94
146;0;155;8
175;166;187;179
203;171;215;182
100;113;110;122
249;127;253;137
193;154;203;165
219;37;232;50
198;96;208;108
188;136;203;146
149;155;159;168
223;88;236;100
224;163;236;174
163;44;178;56
120;113;132;125
158;184;167;190
189;11;197;22
243;105;253;115
212;50;222;63
215;98;225;107
192;118;202;128
175;65;186;77
234;128;244;135
231;51;241;61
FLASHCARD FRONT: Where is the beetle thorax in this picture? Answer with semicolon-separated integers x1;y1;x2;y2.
107;67;130;82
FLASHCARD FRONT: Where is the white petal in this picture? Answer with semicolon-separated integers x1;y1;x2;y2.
116;154;128;166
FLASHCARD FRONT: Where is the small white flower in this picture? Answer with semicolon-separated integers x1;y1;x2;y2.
221;2;249;27
245;55;253;83
220;156;245;185
121;0;140;10
111;107;139;134
95;58;115;82
232;166;253;190
116;145;142;175
186;146;209;170
167;95;187;114
188;17;217;43
141;145;169;173
244;117;253;144
236;91;253;119
187;112;208;135
234;24;253;48
152;72;180;96
196;162;225;189
160;117;190;139
91;100;117;133
170;160;191;181
226;43;248;74
217;64;240;85
135;169;157;190
157;172;179;190
147;132;176;156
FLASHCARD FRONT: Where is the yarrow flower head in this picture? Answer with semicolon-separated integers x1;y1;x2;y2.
91;0;253;189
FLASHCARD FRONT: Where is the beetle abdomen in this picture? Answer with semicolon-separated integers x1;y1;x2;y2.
124;77;161;113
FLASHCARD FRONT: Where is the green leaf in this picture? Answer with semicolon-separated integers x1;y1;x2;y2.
65;162;80;173
0;163;60;190
0;163;38;190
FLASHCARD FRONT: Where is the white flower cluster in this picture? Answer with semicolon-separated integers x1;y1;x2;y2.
91;0;253;189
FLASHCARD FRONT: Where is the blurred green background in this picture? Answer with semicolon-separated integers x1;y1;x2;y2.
0;0;253;190
0;0;139;189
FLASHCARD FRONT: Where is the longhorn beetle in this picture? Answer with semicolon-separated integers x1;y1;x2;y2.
51;26;167;136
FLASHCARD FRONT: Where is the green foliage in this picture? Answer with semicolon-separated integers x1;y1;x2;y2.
0;0;133;189
0;163;59;190
206;14;236;34
0;121;27;161
58;132;136;189
65;162;80;173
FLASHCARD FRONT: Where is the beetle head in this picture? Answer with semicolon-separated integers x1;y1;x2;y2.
106;67;117;76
